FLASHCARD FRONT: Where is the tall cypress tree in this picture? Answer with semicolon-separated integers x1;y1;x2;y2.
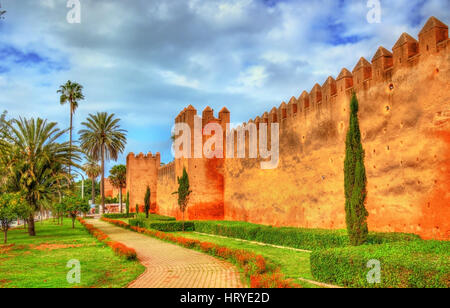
344;92;369;246
173;167;192;232
144;186;151;219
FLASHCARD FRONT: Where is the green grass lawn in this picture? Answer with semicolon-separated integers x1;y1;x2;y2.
0;219;145;288
170;231;320;288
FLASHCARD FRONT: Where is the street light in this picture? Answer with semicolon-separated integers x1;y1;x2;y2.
72;170;85;199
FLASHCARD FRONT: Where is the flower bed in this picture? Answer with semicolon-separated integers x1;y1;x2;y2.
77;218;137;260
101;217;300;288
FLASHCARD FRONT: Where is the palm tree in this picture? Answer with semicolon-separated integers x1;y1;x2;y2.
109;165;126;213
2;118;79;236
57;80;85;176
79;113;127;214
83;155;101;206
0;3;6;20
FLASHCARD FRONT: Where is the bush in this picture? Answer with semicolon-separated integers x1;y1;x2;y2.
103;213;136;219
310;240;450;288
130;218;194;232
77;217;137;260
149;221;195;232
149;214;177;221
101;217;300;288
192;221;420;250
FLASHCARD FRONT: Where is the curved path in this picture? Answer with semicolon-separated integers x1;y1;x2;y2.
89;219;245;288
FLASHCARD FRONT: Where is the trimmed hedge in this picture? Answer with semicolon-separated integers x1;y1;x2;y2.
77;217;137;260
102;213;136;219
130;218;194;232
310;240;450;288
103;213;175;221
192;221;420;251
102;217;301;288
147;214;177;221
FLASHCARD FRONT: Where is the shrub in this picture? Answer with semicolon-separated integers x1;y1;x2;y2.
108;241;137;260
149;214;176;221
77;217;137;260
103;213;136;219
192;221;420;250
130;218;194;232
101;217;299;288
310;240;450;288
148;221;195;232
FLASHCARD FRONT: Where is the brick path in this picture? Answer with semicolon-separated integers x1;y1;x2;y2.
89;219;245;288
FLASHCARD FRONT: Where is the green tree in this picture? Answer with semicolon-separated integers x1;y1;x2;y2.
126;191;130;217
0;193;27;243
54;202;66;225
144;186;150;219
0;111;10;189
79;200;91;218
57;81;85;176
109;165;126;213
135;203;139;215
3;118;79;236
79;112;127;214
173;167;192;232
64;195;87;229
344;93;369;246
83;155;101;206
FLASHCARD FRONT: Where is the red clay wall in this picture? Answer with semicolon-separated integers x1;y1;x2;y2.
126;152;159;213
104;179;126;199
129;17;450;240
223;25;450;240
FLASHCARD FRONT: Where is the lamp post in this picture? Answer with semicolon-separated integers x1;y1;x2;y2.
73;170;85;200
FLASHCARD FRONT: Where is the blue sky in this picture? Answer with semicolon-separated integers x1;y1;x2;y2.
0;0;449;178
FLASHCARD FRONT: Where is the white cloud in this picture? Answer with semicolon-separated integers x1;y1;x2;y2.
159;70;201;90
0;0;449;165
226;65;268;94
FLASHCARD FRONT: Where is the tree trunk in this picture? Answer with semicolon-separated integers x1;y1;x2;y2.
72;217;75;229
69;107;73;176
28;214;36;236
91;176;96;205
182;210;185;232
4;229;7;244
101;144;105;214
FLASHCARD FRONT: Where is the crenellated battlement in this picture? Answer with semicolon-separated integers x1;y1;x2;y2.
175;105;230;129
167;17;449;160
127;152;161;160
158;161;175;180
233;16;448;135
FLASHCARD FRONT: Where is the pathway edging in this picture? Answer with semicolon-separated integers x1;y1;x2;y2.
90;219;245;288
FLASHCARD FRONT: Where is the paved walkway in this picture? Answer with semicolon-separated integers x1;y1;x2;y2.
89;219;245;288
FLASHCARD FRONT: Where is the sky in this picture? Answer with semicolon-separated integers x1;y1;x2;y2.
0;0;449;178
